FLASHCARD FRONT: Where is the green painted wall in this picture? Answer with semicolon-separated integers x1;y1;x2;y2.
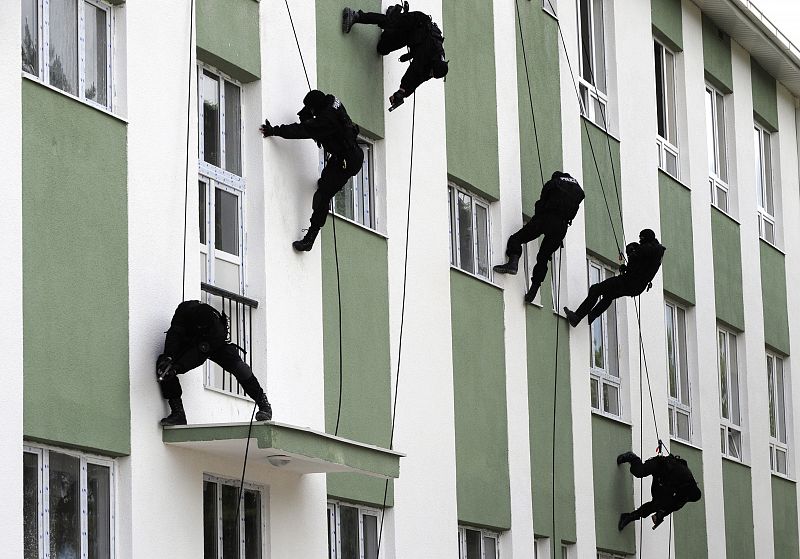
651;0;683;51
321;220;393;506
197;0;260;82
659;172;695;304
516;1;563;217
702;15;732;93
671;442;708;559
527;307;576;550
316;0;385;137
582;122;623;264
444;0;500;200
722;460;755;558
22;81;129;456
451;271;511;530
711;208;744;330
751;60;778;132
592;416;635;555
772;477;800;559
760;242;790;354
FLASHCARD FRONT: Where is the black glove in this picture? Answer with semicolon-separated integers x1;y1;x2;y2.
260;119;275;138
389;89;406;109
651;511;665;529
297;105;314;122
156;355;176;383
399;52;413;63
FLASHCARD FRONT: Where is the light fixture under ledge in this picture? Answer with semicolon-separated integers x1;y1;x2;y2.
267;454;291;468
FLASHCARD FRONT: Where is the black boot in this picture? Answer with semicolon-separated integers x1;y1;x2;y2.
342;7;360;33
563;307;580;328
160;398;187;426
493;254;520;275
616;451;638;465
255;393;273;421
293;227;319;252
618;512;636;531
524;281;541;304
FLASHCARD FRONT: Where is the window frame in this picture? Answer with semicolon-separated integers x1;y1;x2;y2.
542;0;557;18
203;473;266;559
22;0;115;110
325;138;380;233
718;327;743;461
448;183;493;282
665;300;692;443
327;500;381;559
23;443;116;559
754;123;777;245
705;84;731;213
654;39;679;179
523;237;564;312
587;258;621;419
457;525;499;559
576;0;609;126
767;352;790;476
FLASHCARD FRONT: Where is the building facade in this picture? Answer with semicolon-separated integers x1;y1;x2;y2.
3;0;800;557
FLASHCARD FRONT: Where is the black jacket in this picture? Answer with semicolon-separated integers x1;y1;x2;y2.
534;172;585;222
623;238;666;286
272;96;360;161
651;455;701;513
396;12;446;94
163;301;228;358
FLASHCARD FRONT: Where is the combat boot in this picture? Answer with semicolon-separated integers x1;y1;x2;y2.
493;254;520;275
342;8;360;33
616;451;638;465
563;307;580;328
618;512;635;531
160;398;187;426
292;227;320;252
524;282;541;304
255;394;273;422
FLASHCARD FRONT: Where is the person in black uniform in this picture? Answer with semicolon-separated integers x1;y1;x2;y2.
563;229;666;326
616;451;702;531
342;2;448;110
261;89;364;251
493;171;584;303
156;300;272;426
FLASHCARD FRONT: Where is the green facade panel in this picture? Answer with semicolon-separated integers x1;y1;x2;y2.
22;81;130;456
516;1;563;217
651;0;683;51
444;0;500;200
527;308;576;548
760;241;790;354
751;60;778;131
451;271;511;530
582;121;623;264
772;477;800;559
197;0;260;82
722;460;755;558
671;442;708;559
658;172;695;304
316;0;385;137
592;416;635;555
322;220;393;506
710;208;744;330
702;15;732;92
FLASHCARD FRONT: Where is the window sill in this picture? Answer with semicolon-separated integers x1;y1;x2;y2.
22;72;127;124
759;236;785;255
329;213;388;240
204;384;252;402
450;266;503;291
710;204;741;226
579;115;621;143
657;168;691;191
541;4;558;21
590;409;632;427
669;437;703;452
721;454;749;468
771;471;795;483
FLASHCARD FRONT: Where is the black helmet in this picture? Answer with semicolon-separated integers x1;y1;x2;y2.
639;228;656;242
431;58;449;79
302;89;329;111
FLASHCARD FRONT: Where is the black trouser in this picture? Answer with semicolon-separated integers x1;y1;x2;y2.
355;12;409;54
573;274;646;324
506;215;568;287
625;455;683;519
311;149;364;230
159;343;265;404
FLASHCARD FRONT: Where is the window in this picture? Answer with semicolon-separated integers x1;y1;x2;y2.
327;140;378;230
705;85;730;212
588;259;620;417
448;184;491;280
204;475;263;559
665;301;691;442
23;444;115;559
754;124;776;244
327;501;379;559
198;64;245;296
458;526;499;559
22;0;114;109
767;353;789;475
654;40;679;178
523;238;564;310
577;0;608;126
718;328;742;460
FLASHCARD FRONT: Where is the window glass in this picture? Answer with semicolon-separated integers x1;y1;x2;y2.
87;463;111;559
763;132;773;215
603;383;620;415
457;191;475;274
49;452;81;559
579;0;592;83
244;489;262;559
49;0;79;95
768;356;777;438
84;2;108;106
203;481;218;559
666;305;677;398
22;0;39;74
654;43;664;138
606;297;618;377
363;513;378;559
340;505;359;559
203;71;221;167
678;307;689;404
719;332;729;420
224;81;242;176
664;49;677;143
729;335;740;425
777;358;787;443
23;452;38;559
199;181;207;245
465;529;481;559
676;411;690;440
591;0;606;93
221;484;239;559
715;93;727;182
705;90;716;177
475;204;489;278
215;188;240;256
483;535;497;559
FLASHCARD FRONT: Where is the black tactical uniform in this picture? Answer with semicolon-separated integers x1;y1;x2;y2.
156;300;272;425
261;89;363;251
494;171;584;303
564;229;665;326
343;4;448;108
617;451;702;531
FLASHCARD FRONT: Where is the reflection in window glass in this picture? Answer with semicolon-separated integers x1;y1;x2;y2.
199;181;207;245
221;484;239;559
225;81;242;176
363;514;378;559
215;189;240;255
475;204;489;277
465;529;481;559
49;452;81;559
457;192;474;274
203;71;221;167
84;3;108;106
22;0;39;74
49;0;79;95
340;505;359;559
244;489;262;559
203;481;218;559
87;463;110;559
24;452;39;559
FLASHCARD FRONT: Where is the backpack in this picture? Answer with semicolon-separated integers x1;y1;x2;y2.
547;174;585;222
331;96;360;152
191;302;229;347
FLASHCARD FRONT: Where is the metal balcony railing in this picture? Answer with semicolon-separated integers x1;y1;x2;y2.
200;282;259;397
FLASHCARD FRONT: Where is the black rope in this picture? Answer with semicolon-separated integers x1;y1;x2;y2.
181;0;196;302
635;297;661;443
376;92;416;557
234;402;258;529
515;0;546;187
550;246;565;557
284;0;312;91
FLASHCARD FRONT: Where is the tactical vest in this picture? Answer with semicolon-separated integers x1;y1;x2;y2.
545;175;585;222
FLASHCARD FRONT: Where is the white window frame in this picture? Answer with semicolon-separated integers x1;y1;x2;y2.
665;300;692;443
654;39;680;179
203;474;266;559
457;525;499;559
22;0;115;110
754;123;777;245
542;0;557;18
767;352;790;476
718;327;743;461
588;258;621;418
448;184;493;281
576;0;609;126
597;552;625;559
327;500;381;559
324;138;380;232
23;443;116;559
706;84;731;213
